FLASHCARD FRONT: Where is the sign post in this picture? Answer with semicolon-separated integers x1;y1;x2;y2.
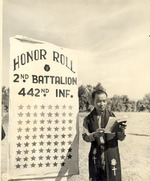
8;36;79;180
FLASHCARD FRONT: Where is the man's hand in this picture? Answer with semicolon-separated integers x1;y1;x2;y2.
119;122;127;132
93;128;105;138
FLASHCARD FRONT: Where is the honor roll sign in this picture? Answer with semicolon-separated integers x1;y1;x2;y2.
8;36;79;180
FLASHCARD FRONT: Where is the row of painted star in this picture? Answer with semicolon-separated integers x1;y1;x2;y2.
17;119;73;125
16;133;73;140
15;140;73;149
15;153;73;162
16;134;73;143
15;161;71;169
17;111;73;117
18;105;73;110
16;126;73;133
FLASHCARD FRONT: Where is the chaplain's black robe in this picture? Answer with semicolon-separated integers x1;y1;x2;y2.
82;108;125;181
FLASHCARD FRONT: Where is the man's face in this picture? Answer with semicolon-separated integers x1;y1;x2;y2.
93;93;107;112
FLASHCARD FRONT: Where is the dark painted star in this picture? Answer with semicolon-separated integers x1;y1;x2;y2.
40;126;44;131
15;164;21;169
62;119;66;124
46;162;50;167
68;133;72;138
41;105;45;109
54;141;59;146
48;105;52;109
62;126;66;131
40;112;45;117
17;120;22;125
68;154;72;159
61;141;65;146
17;127;22;132
17;135;22;140
26;119;30;124
62;112;66;117
26;105;31;109
26;112;31;117
39;148;44;153
61;155;65;159
18;105;23;109
53;155;58;160
55;119;59;124
31;163;36;168
54;134;59;139
53;162;58;167
46;155;51;160
24;142;29;147
23;163;28;168
47;127;52;131
32;134;37;139
61;162;65;166
16;150;21;155
39;156;43;160
61;148;65;152
68;119;73;123
54;148;58;153
54;127;59;131
34;104;38;109
55;112;59;117
68;126;72;131
31;156;36;161
61;134;66;138
40;119;44;124
24;157;28;161
25;127;30;132
32;141;37;146
68;141;72;145
68;105;73;109
18;112;23;117
33;119;37;124
33;112;38;117
47;141;51;146
31;149;36;153
62;105;66;109
16;157;21;162
24;149;29;154
47;112;52;117
25;135;30;140
39;134;44;139
32;127;37;132
39;141;44;146
38;163;43;167
68;112;73;117
47;119;52;124
46;148;51;153
16;142;21;147
55;105;59;109
68;147;72;152
47;134;51;139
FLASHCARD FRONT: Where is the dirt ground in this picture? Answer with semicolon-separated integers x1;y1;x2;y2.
1;112;150;181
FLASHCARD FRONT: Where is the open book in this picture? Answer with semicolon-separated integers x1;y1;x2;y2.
105;116;127;133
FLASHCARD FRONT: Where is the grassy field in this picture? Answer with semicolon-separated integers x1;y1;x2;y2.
1;112;150;181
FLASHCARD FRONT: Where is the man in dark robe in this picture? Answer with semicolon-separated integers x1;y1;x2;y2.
82;89;126;181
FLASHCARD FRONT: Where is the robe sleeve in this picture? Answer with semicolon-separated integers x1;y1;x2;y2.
82;117;95;142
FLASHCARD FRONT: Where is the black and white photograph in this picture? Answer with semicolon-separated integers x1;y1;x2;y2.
1;0;150;181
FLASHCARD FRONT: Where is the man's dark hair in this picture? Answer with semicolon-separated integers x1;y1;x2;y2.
92;89;108;100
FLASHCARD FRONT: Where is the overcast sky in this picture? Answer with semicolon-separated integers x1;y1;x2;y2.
2;0;150;100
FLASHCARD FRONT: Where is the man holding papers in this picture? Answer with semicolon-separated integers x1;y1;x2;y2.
82;89;126;181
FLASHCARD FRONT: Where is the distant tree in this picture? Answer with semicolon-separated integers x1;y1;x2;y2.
143;93;150;112
136;100;145;112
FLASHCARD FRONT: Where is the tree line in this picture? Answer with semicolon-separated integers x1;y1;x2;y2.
2;84;150;112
